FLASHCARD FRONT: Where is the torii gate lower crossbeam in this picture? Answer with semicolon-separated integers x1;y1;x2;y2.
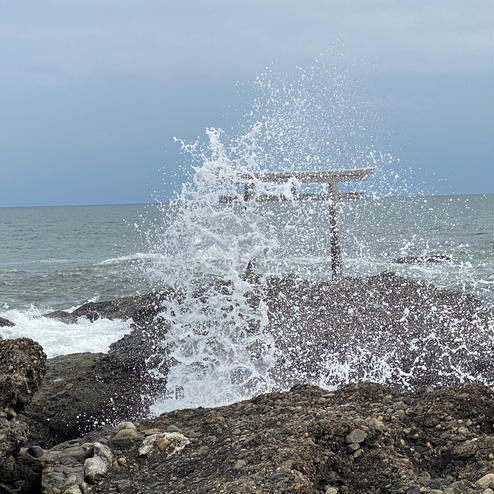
219;168;375;281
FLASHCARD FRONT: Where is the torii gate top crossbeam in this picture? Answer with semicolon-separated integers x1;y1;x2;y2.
241;168;374;184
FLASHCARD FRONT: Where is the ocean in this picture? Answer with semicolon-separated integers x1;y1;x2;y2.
0;194;492;360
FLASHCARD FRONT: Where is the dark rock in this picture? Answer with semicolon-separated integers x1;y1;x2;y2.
0;338;46;412
0;338;46;493
0;316;15;327
22;352;151;449
263;272;493;391
99;273;493;408
429;479;442;489
41;309;77;324
44;274;493;401
34;381;492;494
42;292;172;399
26;445;44;458
43;291;170;325
0;415;29;487
2;274;491;492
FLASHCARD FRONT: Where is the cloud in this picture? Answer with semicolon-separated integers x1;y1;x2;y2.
0;0;492;205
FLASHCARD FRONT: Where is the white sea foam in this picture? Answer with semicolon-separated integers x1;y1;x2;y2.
98;252;164;266
0;308;132;358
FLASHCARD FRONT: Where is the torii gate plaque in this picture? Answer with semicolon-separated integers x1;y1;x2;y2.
220;168;375;280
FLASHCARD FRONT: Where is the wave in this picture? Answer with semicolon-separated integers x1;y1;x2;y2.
98;252;164;266
36;258;78;264
0;307;132;358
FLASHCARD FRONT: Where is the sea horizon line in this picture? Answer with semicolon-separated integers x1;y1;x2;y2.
0;191;492;210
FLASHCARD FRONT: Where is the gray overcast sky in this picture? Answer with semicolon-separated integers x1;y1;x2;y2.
0;0;492;206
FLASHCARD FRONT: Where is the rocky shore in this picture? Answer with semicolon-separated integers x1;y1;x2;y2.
2;359;493;494
0;273;492;493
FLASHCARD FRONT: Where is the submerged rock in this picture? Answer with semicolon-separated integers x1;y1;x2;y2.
0;316;15;328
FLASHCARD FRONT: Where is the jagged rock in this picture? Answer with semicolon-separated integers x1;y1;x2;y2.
43;291;169;325
0;337;46;412
0;416;29;486
7;274;489;488
39;439;89;494
135;431;189;458
39;274;493;409
43;292;172;400
263;273;493;390
0;338;46;493
107;273;494;397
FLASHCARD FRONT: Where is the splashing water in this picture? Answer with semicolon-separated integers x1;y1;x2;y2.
145;63;493;413
147;126;283;412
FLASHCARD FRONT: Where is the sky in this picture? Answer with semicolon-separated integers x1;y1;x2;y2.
0;0;492;207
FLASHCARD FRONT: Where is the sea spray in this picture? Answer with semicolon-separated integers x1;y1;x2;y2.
148;126;285;412
143;62;493;413
145;64;397;412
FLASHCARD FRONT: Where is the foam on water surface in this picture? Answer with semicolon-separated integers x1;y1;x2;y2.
0;308;132;358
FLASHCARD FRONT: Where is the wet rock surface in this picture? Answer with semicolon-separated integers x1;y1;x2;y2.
0;316;15;328
22;352;152;449
43;291;169;326
15;382;494;494
263;272;493;390
43;291;172;389
39;273;494;393
97;273;494;394
0;338;46;493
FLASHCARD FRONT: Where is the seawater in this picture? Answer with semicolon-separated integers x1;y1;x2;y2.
0;194;492;359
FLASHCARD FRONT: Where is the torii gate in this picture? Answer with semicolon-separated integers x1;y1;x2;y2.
220;168;375;280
